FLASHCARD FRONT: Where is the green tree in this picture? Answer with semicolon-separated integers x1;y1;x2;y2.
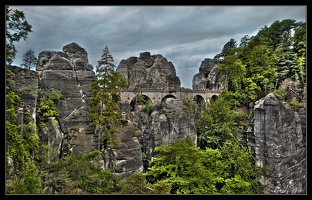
6;90;30;174
6;6;32;65
118;171;171;194
239;35;253;48
243;19;305;97
214;38;237;60
36;89;62;124
241;43;278;102
292;22;306;93
217;142;264;193
41;150;122;194
96;45;115;73
292;21;306;58
21;49;37;70
146;138;217;194
6;69;39;175
7;161;45;194
88;45;128;164
221;38;237;57
258;19;297;50
146;138;264;194
218;53;246;91
268;20;302;88
195;96;242;149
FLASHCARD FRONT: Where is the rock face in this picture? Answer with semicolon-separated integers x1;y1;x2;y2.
97;120;144;176
116;52;181;89
246;93;306;194
7;66;39;127
36;42;96;157
35;42;145;174
142;97;197;168
6;66;39;177
192;58;223;90
116;52;197;171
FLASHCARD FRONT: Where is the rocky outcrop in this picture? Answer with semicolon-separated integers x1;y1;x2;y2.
116;52;198;172
101;120;144;176
7;66;39;127
116;52;181;89
246;93;306;194
36;42;96;157
142;97;197;168
192;58;223;90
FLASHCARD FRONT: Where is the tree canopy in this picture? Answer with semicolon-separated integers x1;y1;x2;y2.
6;6;32;65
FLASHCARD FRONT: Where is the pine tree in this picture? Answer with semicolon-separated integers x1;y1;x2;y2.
96;45;115;73
88;45;127;169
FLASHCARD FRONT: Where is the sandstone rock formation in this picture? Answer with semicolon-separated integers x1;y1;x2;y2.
192;58;223;90
246;93;306;194
142;97;197;169
36;42;96;157
116;52;198;171
98;120;144;177
8;42;306;194
6;66;40;176
116;52;181;89
7;66;39;127
11;42;144;176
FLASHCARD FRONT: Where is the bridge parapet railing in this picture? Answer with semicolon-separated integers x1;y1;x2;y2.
119;87;222;93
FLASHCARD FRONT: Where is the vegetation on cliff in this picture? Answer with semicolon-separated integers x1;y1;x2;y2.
88;45;128;149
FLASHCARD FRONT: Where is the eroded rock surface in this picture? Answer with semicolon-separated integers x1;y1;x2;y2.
247;93;306;194
37;42;96;156
192;58;222;90
142;97;197;167
116;52;181;89
7;66;39;126
103;120;144;176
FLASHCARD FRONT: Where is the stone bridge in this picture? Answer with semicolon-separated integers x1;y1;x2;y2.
119;87;222;107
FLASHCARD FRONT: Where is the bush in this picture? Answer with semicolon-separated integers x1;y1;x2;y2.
273;86;286;101
289;97;302;112
140;99;153;114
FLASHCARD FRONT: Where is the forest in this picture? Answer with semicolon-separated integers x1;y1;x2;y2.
5;6;306;194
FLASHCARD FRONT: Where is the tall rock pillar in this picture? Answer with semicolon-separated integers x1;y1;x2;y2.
247;93;306;194
36;42;96;157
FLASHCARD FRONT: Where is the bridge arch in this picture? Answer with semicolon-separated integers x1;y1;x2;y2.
193;94;205;110
130;94;152;112
211;94;219;101
193;95;205;104
161;94;177;103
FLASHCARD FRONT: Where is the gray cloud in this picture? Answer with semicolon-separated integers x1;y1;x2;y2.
10;5;306;88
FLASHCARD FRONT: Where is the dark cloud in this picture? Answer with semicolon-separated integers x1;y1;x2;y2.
10;5;306;88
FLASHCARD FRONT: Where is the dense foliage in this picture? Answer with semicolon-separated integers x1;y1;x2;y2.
145;138;264;194
217;19;306;107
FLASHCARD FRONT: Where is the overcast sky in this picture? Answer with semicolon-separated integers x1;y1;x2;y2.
10;5;306;88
